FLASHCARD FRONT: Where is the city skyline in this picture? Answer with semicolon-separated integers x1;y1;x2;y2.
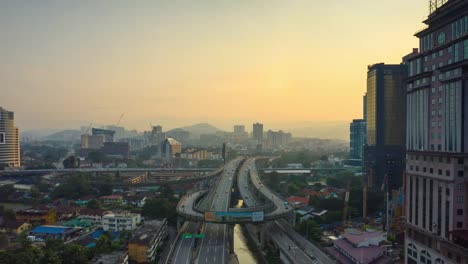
1;0;426;131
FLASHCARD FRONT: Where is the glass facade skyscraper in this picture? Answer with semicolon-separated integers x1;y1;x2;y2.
364;63;407;190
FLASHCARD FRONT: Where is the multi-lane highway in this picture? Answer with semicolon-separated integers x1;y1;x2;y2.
195;158;243;264
172;222;200;264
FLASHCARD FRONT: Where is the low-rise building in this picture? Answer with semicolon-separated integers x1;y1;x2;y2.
326;229;392;264
0;220;31;234
124;194;147;208
30;225;80;242
91;251;128;264
128;219;167;264
78;208;111;226
102;211;141;232
99;195;123;205
56;205;81;221
63;218;95;233
15;208;56;225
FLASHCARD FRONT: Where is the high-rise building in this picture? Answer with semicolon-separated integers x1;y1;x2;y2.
266;130;292;149
0;107;20;168
252;123;263;143
349;119;366;160
363;93;367;120
363;63;407;191
404;1;468;263
233;125;245;133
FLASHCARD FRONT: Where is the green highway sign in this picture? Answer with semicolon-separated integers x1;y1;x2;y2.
195;234;206;238
182;234;193;239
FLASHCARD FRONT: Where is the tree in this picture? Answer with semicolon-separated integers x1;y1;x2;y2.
62;156;80;169
142;198;177;225
87;199;100;209
0;184;15;201
61;244;88;264
296;220;322;242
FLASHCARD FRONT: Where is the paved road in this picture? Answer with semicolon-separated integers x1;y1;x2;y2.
196;158;244;264
172;222;199;264
269;225;320;264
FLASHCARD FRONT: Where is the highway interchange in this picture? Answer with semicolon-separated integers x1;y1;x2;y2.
171;157;334;264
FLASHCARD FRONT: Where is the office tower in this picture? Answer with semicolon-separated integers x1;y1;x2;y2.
404;1;468;263
0;107;20;168
349;119;366;160
252;123;263;143
363;63;407;191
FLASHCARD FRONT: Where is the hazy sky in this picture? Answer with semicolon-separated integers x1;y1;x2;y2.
1;0;427;132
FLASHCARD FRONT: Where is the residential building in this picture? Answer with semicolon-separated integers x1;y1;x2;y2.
0;220;31;235
15;208;56;225
234;125;245;133
266;130;292;149
99;195;124;205
55;205;81;221
102;211;141;232
128;219;167;264
0;107;20;168
252;122;263;143
349;119;366;160
404;1;468;263
91;251;128;264
124;194;147;208
161;138;182;160
363;63;407;191
78;208;110;226
231;125;248;144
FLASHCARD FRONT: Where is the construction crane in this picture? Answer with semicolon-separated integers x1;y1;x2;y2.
342;180;351;227
115;113;125;126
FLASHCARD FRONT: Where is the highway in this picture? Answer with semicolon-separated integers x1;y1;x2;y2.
172;222;200;264
246;158;294;218
195;158;243;264
269;225;320;264
275;219;334;264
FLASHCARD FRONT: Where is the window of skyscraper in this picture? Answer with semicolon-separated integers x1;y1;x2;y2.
0;133;4;144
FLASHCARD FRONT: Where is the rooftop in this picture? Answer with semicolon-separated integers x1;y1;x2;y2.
31;225;75;235
129;219;166;245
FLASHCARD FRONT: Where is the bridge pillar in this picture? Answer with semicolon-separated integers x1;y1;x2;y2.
228;224;235;253
177;217;183;232
258;224;267;249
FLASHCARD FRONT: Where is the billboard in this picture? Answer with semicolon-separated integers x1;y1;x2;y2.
204;211;265;222
204;212;216;222
251;211;264;222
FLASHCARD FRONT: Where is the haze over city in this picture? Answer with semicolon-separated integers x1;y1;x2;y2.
2;0;426;133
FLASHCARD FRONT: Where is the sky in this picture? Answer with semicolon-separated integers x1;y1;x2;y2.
1;0;428;132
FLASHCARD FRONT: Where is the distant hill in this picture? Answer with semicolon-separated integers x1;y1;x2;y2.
44;129;81;142
170;123;223;136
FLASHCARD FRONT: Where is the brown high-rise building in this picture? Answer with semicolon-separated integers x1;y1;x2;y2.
0;107;20;168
